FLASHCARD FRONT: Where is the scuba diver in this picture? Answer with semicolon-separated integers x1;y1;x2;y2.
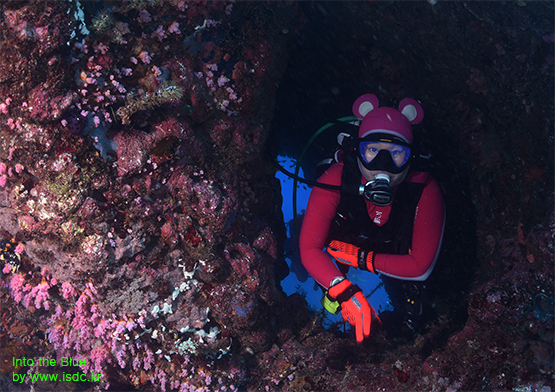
299;94;445;343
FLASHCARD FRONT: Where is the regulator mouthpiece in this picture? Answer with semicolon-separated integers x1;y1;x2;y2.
359;174;394;206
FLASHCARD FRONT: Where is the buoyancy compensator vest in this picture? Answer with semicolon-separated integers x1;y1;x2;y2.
327;151;426;255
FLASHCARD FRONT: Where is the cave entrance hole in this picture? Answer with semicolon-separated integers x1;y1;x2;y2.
269;0;477;342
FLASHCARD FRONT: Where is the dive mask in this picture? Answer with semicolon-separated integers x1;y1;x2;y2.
357;134;411;174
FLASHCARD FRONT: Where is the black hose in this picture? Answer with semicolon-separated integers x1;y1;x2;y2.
272;159;340;191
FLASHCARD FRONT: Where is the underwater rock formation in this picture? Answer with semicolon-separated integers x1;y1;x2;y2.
0;1;553;392
0;1;294;390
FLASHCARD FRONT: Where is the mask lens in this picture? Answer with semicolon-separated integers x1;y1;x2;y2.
359;141;411;168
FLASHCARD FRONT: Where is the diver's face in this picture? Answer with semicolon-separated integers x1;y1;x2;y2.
357;159;409;187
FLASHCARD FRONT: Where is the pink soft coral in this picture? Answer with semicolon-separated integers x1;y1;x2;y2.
9;274;25;302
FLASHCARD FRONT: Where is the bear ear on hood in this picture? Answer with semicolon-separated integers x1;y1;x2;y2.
399;98;424;125
352;94;379;119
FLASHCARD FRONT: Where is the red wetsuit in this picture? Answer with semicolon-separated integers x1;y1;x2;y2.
299;163;445;289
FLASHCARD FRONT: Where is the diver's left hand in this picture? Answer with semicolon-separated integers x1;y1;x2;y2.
327;240;376;273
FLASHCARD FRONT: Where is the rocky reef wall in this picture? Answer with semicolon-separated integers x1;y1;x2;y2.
0;1;298;390
0;1;553;391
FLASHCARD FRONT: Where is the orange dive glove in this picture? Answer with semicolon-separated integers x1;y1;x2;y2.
327;240;376;273
328;279;381;343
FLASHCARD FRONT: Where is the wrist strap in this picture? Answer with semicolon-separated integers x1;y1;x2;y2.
358;249;375;273
328;284;362;304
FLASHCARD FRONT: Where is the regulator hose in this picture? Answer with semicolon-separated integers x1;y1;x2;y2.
291;116;358;245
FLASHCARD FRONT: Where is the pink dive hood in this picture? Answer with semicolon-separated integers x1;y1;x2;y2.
352;94;424;143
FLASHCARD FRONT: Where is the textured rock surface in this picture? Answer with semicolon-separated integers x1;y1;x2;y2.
0;1;553;391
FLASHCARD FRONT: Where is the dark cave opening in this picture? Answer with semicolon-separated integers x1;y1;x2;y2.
269;1;480;348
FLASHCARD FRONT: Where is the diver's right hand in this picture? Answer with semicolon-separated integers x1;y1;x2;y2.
328;279;380;343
